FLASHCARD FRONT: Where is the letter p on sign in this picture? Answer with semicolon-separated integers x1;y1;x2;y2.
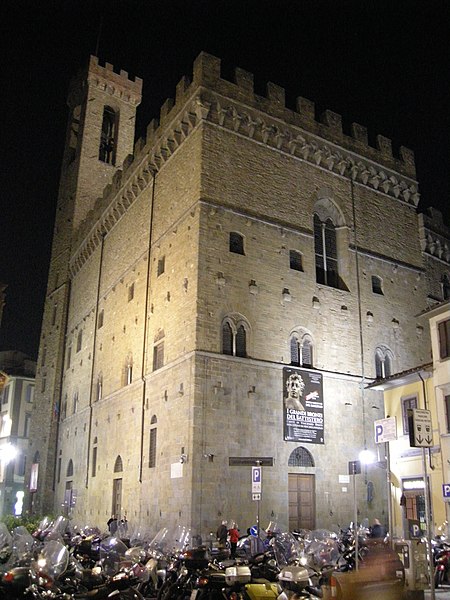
375;424;383;444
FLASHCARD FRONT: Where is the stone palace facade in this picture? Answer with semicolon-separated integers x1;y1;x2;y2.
26;53;450;536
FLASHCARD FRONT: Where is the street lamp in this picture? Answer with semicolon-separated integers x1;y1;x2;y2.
0;442;18;464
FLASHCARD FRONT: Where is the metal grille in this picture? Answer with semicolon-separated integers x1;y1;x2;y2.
288;447;315;467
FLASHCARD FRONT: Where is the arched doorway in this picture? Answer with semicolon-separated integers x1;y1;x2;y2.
288;447;315;530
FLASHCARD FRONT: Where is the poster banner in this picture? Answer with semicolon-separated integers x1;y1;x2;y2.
283;367;324;444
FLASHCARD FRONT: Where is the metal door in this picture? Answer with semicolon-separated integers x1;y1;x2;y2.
288;473;315;530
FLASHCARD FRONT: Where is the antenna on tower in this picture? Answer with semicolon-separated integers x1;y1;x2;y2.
95;13;103;57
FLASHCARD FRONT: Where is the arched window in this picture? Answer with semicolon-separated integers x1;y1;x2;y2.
221;315;250;358
149;415;157;468
66;459;74;478
99;106;118;164
290;330;314;367
314;214;339;288
288;447;315;467
375;346;394;379
229;232;245;255
289;250;303;272
76;330;83;353
114;455;123;473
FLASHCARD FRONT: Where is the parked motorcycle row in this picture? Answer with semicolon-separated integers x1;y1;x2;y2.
0;515;418;600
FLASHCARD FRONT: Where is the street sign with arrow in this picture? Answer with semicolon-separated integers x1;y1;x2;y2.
407;408;433;448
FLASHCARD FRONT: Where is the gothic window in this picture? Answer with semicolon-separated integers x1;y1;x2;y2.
402;395;417;434
372;276;383;295
288;447;315;467
443;274;450;300
289;250;303;272
76;330;82;353
66;459;74;478
314;214;339;288
229;232;245;255
438;319;450;359
157;256;165;276
149;415;157;468
92;437;98;477
375;346;394;378
221;316;250;358
99;106;118;165
114;455;123;473
290;331;314;367
128;283;135;302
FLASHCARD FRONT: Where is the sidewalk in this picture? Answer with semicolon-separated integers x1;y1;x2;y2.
425;585;450;599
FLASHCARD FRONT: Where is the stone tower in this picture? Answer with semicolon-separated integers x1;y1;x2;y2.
27;57;142;514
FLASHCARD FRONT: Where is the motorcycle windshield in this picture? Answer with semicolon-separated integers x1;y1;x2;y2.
273;532;304;567
304;531;340;567
147;525;191;558
32;540;69;580
100;536;130;576
0;523;12;550
45;516;69;541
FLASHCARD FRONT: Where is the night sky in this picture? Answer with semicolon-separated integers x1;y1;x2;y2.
1;0;449;358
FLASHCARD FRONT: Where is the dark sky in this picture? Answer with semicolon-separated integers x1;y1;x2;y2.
1;0;449;358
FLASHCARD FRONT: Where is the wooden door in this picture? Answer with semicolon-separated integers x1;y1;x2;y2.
288;473;315;531
112;478;122;518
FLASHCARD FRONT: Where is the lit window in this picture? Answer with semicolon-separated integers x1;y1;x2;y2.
229;232;245;255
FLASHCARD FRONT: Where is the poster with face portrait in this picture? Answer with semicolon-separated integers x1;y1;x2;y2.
283;367;324;444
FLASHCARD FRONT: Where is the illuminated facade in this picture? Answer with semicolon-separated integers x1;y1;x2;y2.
27;53;449;535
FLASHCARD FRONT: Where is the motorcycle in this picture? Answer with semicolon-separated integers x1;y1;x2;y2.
434;540;450;587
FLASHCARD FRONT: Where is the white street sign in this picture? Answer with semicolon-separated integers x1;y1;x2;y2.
252;466;262;493
374;417;397;444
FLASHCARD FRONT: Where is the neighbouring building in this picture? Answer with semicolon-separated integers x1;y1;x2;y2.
0;350;36;517
27;53;449;536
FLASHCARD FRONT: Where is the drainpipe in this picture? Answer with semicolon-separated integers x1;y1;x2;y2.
139;171;157;482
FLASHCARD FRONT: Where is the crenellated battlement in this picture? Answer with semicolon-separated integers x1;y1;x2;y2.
86;55;143;105
151;51;415;179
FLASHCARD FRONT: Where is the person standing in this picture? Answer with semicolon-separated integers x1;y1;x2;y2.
228;523;239;558
216;520;228;547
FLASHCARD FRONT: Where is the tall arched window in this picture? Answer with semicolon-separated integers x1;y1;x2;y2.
66;459;74;478
114;455;123;473
92;437;98;478
314;214;339;288
221;315;250;358
99;106;118;164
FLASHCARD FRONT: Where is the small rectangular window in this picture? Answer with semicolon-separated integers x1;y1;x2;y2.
372;276;383;295
24;413;32;438
25;385;34;403
128;283;135;302
402;395;417;434
229;232;245;255
92;446;98;477
438;319;450;359
289;250;303;272
98;309;104;329
2;386;10;405
41;378;46;393
157;257;165;277
67;346;72;369
153;343;164;371
51;304;57;326
76;330;82;353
